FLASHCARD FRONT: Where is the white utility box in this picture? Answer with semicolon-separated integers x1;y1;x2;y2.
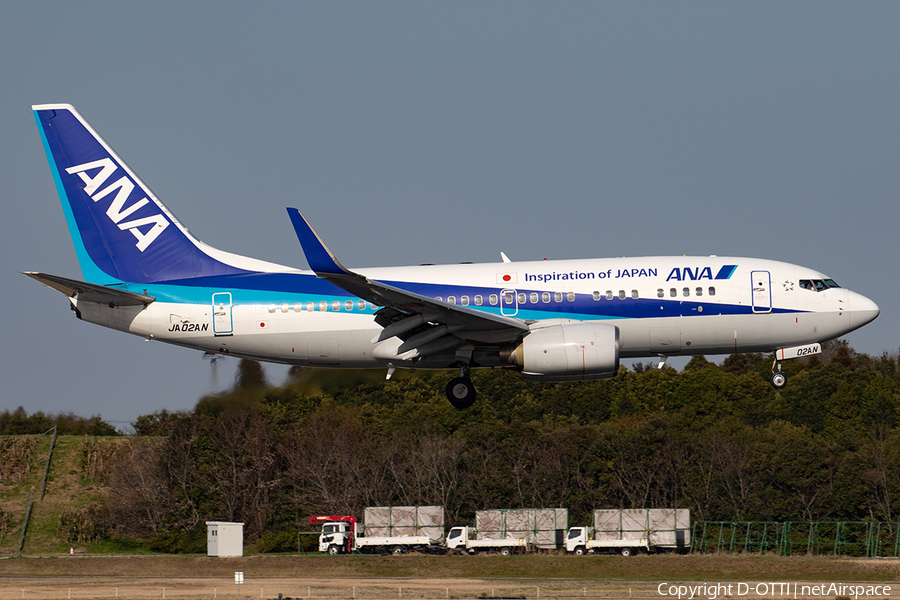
206;521;244;557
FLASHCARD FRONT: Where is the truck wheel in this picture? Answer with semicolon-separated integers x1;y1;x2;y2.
391;546;404;555
328;545;340;556
574;546;586;556
500;547;511;556
620;548;632;557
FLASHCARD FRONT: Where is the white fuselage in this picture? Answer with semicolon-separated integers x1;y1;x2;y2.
72;255;879;370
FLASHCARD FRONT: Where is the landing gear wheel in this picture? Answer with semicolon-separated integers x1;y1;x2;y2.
771;371;787;389
447;377;477;409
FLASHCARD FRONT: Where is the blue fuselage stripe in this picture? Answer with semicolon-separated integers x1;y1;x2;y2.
132;272;803;320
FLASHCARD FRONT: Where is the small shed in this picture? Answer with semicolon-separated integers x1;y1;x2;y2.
206;521;244;557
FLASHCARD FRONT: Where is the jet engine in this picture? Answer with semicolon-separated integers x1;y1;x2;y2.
506;322;619;381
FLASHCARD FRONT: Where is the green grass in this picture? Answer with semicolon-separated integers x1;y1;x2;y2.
1;435;114;555
0;553;898;582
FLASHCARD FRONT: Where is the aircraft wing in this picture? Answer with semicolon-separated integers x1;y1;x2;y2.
287;209;528;348
24;272;156;306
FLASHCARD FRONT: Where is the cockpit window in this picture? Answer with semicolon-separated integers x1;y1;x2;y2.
799;279;841;292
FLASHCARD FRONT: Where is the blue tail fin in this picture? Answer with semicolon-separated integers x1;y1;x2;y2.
33;104;253;284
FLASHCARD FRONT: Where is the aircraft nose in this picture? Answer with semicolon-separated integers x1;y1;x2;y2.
849;291;879;329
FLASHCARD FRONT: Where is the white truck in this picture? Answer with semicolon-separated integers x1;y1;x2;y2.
446;526;529;555
565;526;652;556
311;515;438;555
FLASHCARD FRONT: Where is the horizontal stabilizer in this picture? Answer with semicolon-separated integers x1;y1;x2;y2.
24;272;155;306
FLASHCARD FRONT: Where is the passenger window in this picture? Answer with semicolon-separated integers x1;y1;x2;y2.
268;304;276;314
518;293;526;304
618;290;626;300
543;292;551;303
670;288;677;298
504;292;514;304
332;301;341;311
489;294;498;305
475;295;483;306
435;296;443;302
631;290;639;299
307;302;315;312
319;301;327;312
448;296;456;305
345;300;353;311
708;287;716;296
683;288;690;297
358;300;366;310
567;292;575;302
281;303;289;313
695;287;703;297
657;289;664;298
605;291;613;300
294;303;302;312
461;296;469;306
555;292;563;302
592;291;600;301
530;293;538;303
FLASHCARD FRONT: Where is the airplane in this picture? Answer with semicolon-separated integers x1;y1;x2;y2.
27;104;880;409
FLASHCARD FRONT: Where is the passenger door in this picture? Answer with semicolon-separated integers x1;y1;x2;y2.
751;271;772;313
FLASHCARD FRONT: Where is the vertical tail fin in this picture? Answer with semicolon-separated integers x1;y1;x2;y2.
33;104;258;284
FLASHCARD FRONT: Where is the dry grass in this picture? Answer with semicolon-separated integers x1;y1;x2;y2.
0;552;899;600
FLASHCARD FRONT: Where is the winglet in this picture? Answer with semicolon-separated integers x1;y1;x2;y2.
286;208;350;276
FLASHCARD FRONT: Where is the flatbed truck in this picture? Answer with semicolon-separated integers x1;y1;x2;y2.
446;526;528;555
565;526;652;556
310;515;438;555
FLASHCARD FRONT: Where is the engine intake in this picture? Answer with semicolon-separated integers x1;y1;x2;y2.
508;322;620;381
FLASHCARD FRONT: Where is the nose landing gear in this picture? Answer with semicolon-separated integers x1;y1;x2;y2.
771;358;787;389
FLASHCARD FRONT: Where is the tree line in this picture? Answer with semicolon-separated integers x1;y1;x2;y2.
0;407;118;436
9;342;900;553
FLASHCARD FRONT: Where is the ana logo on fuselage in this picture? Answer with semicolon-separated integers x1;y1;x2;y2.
666;265;738;282
65;158;169;252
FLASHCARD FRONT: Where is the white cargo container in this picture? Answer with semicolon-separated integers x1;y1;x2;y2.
593;508;690;550
446;526;529;555
206;521;244;557
363;505;445;542
475;508;568;548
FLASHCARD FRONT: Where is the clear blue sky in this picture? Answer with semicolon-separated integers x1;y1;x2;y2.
2;2;898;428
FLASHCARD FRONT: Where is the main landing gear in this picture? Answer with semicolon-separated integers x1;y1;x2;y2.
771;358;787;389
446;365;477;409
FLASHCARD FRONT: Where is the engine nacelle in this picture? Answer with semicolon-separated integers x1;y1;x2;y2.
509;322;619;381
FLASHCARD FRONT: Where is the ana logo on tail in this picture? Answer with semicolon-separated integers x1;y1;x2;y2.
65;158;169;252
